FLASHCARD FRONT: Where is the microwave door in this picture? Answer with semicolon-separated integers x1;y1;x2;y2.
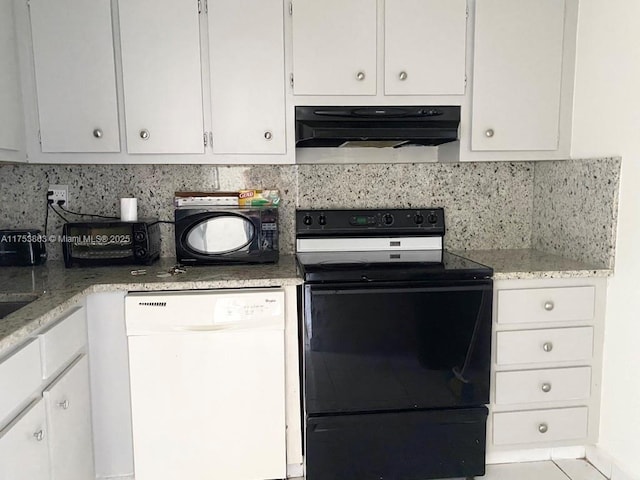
185;216;255;255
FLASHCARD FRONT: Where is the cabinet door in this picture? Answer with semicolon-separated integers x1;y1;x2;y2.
29;0;120;152
384;0;467;95
119;0;204;154
0;0;24;154
292;0;377;95
208;0;286;154
0;400;50;480
43;355;94;480
471;0;565;151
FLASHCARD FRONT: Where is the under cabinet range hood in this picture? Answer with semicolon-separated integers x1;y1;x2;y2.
295;106;460;148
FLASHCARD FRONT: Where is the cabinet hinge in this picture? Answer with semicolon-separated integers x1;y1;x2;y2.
466;5;469;18
198;0;205;14
289;2;293;15
203;132;213;148
290;73;294;88
37;130;41;145
464;74;467;88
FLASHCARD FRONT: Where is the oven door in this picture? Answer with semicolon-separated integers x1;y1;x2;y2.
302;279;492;415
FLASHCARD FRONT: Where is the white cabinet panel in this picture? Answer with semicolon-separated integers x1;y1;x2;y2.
39;306;86;379
44;355;95;480
0;339;42;424
495;367;591;405
471;0;565;151
497;286;595;325
0;399;50;480
0;0;23;154
292;0;377;95
119;0;204;154
496;327;593;366
208;0;286;154
29;0;120;152
384;0;467;95
493;407;588;445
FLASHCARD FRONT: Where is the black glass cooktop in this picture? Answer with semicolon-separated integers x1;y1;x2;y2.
296;250;493;283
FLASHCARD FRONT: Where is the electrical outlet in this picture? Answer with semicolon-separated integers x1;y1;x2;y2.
48;184;68;207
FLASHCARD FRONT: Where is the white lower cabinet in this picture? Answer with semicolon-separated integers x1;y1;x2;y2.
0;304;94;480
44;355;94;480
490;277;606;453
0;399;50;480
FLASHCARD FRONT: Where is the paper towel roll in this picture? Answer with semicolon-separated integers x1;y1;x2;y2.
120;198;138;222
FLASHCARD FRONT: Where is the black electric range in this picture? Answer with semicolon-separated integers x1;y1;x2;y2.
296;208;494;480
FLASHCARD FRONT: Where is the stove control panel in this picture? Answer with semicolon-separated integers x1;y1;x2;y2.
296;208;445;236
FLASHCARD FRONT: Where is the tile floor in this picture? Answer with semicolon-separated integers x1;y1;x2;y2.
482;460;607;480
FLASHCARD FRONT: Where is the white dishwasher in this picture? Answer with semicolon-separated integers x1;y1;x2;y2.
125;288;286;480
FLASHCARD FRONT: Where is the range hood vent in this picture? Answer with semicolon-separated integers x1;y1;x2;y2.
295;106;460;148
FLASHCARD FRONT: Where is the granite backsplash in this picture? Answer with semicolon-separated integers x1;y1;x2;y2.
0;158;620;268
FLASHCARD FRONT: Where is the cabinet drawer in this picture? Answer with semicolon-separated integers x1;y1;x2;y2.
496;327;593;366
493;407;588;445
497;286;595;324
495;367;591;405
0;340;42;425
39;307;86;379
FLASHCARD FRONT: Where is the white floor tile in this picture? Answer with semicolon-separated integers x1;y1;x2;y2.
483;461;570;480
554;459;608;480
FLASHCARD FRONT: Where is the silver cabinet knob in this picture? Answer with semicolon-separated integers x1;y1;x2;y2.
139;129;150;140
57;400;70;410
543;342;554;352
356;71;366;81
541;383;552;393
544;301;555;311
33;430;45;441
93;128;103;139
485;129;495;138
538;423;549;434
264;131;273;140
399;71;408;81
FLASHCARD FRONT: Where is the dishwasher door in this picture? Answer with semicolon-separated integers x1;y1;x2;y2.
125;289;286;480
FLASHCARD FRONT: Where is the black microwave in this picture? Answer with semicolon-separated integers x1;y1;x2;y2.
175;207;279;264
62;220;161;268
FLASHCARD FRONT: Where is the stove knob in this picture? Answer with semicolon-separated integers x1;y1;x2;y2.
303;215;313;226
383;213;394;225
414;214;424;225
318;215;327;226
427;213;438;224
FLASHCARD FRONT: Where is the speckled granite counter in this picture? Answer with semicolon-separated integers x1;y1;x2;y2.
0;256;301;354
0;249;613;355
454;249;613;280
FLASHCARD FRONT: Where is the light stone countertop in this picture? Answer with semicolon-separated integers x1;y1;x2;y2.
0;256;301;355
0;249;612;355
453;249;613;280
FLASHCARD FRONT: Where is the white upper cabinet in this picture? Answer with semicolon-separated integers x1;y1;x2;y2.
119;0;204;154
471;0;566;151
291;0;377;95
0;0;24;158
29;0;120;153
384;0;467;95
208;0;286;154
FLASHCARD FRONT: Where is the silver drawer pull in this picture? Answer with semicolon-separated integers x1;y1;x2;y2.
399;71;408;81
485;129;494;138
542;342;553;352
544;301;555;311
139;129;150;140
93;128;103;139
33;430;44;442
538;423;548;434
541;383;552;393
57;400;70;410
356;71;365;81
